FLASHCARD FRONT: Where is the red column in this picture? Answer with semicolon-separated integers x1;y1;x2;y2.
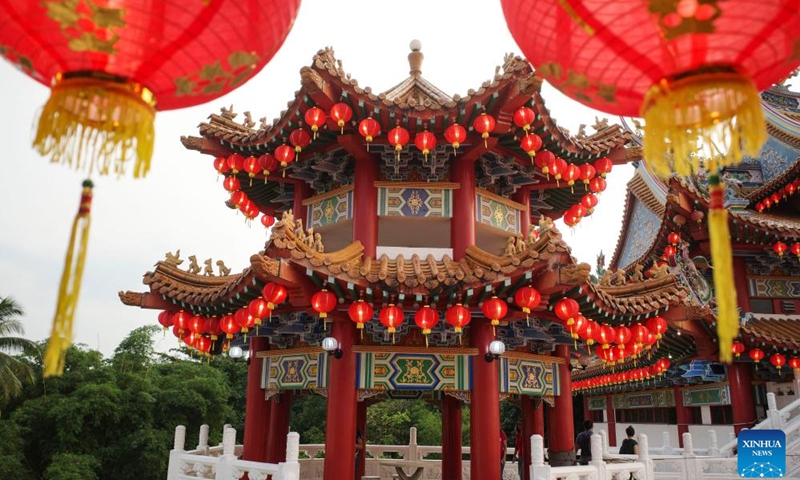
728;362;756;435
293;182;310;229
451;157;477;260
323;318;358;480
356;400;368;480
353;156;379;258
733;256;751;312
266;392;292;463
442;395;463;480
470;320;501;480
512;186;531;237
674;386;691;447
532;399;544;438
548;345;574;466
242;337;271;462
520;397;537;480
582;396;591;421
605;394;617;447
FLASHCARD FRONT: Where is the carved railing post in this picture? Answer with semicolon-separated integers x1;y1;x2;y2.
167;426;187;480
409;427;419;461
589;433;606;479
529;435;551;480
767;392;783;429
638;433;654;480
215;427;237;480
279;432;301;480
662;431;673;455
599;429;609;454
682;432;694;458
707;430;720;456
197;424;210;454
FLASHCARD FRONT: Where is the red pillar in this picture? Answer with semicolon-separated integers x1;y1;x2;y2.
674;386;691;447
356;400;368;480
293;182;310;228
532;399;544;438
548;345;574;466
242;337;271;462
442;395;463;480
605;394;617;446
733;256;751;312
520;397;537;480
451;157;477;260
323;318;358;480
266;392;292;463
728;362;756;435
512;186;531;237
353;156;379;258
470;319;500;480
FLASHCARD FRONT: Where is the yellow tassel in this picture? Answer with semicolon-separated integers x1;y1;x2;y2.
642;71;765;178
708;178;738;364
33;72;156;179
43;180;94;377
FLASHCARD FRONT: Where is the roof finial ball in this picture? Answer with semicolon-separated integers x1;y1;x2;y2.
409;39;423;77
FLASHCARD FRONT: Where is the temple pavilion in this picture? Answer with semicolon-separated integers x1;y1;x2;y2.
119;43;714;480
572;85;800;453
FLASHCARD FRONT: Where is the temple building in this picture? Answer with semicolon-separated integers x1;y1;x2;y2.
118;43;755;480
573;85;800;452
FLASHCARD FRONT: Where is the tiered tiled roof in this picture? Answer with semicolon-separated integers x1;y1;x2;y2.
741;315;800;349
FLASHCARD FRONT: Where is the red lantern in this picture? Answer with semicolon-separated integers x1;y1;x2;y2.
0;1;299;178
551;157;568;183
668;232;681;246
535;150;555;177
444;123;468;153
593;158;613;178
770;353;786;371
359;118;381;151
569;203;587;220
235;308;255;335
790;243;800;258
414;305;439;346
630;324;649;348
664;245;677;258
311;289;337;319
598;324;615;349
614;326;631;352
563;164;581;191
763;198;773;209
554;298;579;326
241;200;259;219
773;241;788;256
414;131;437;160
262;282;288;310
248;298;269;327
220;314;239;340
445;304;472;334
646;316;668;340
274;144;296;168
579;163;596;189
520;133;543;158
171;311;192;335
205;317;222;341
243;156;260;181
589;176;607;194
379;304;404;342
197;336;213;355
472;113;496;148
563;211;579;228
330;103;353;133
188;314;207;339
481;297;508;332
348;299;374;331
388;126;410;159
258;154;279;178
749;348;765;363
756;202;765;212
304;107;327;138
789;356;800;372
157;310;173;330
732;341;746;358
514;286;541;326
289;129;312;154
571;314;588;339
227;154;245;175
214;157;230;176
513;106;536;133
772;192;783;205
223;176;241;193
580;193;598;213
261;214;275;228
580;320;599;345
183;332;197;349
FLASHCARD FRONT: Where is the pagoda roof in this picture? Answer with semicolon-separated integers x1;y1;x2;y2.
740;314;800;350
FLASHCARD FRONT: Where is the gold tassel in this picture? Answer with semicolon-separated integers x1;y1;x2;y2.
43;180;94;377
33;72;156;179
642;71;765;177
709;176;738;363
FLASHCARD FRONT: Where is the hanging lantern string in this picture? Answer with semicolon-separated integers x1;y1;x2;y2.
708;167;738;363
44;179;94;377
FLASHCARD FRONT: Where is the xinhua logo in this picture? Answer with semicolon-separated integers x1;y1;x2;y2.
738;429;786;478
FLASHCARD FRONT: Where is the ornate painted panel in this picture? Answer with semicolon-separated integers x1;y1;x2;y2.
683;385;730;406
307;187;353;229
357;352;470;391
588;396;607;411
617;198;661;268
476;190;521;233
499;356;559;396
748;277;800;298
612;390;675;409
261;352;328;391
749;137;800;182
377;184;453;217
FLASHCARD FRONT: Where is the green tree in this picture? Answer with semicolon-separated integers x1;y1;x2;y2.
0;296;37;404
44;453;100;480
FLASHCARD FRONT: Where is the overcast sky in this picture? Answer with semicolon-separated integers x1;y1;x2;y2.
0;0;633;355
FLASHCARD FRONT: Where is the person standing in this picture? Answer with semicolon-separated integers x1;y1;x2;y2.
618;426;639;455
514;421;526;480
500;427;508;479
574;420;594;465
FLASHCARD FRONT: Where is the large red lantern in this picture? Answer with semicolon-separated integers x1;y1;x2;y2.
414;305;440;346
311;289;337;320
589;177;607;194
289;129;312;154
171;311;192;335
581;193;598;214
388;126;410;159
222;176;241;192
379;304;404;343
414;131;437;160
513;106;536;133
535;150;555;178
219;314;239;340
520;134;543;159
248;298;269;328
579;164;596;189
749;348;765;363
514;286;541;326
261;214;276;228
234;308;255;337
481;296;508;326
205;317;222;341
330;103;353;133
614;326;631;352
358;118;381;150
598;324;615;350
188;314;207;339
262;282;288;310
731;341;745;358
444;123;467;153
214;157;230;176
563;164;580;192
770;353;787;371
630;324;649;348
472;113;496;148
274;144;296;169
348;299;374;334
304;107;327;139
258;154;279;179
554;298;579;326
580;320;599;346
445;304;472;341
646;316;668;340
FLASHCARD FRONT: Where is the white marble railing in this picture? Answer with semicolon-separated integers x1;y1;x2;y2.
530;432;651;480
167;425;300;480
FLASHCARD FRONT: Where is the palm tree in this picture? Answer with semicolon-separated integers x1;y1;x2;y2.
0;296;37;402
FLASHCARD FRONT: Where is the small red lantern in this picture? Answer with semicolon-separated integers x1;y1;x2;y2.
205;317;222;341
630;324;649;348
580;193;598;213
311;289;337;320
551;157;568;184
770;353;786;371
563;211;579;228
771;192;782;205
554;298;579;326
579;163;596;189
535;150;555;178
183;332;197;349
594;158;613;178
756;202;765;212
261;214;276;228
664;245;677;258
358;118;381;151
444;123;468;153
513;106;536;133
289;129;312;154
304;107;327;138
235;308;255;337
563;164;581;192
646;316;668;340
262;282;288;310
227;154;245;175
348;299;374;334
220;314;239;340
445;304;472;340
763;198;773;209
732;341;746;358
330;103;353;133
749;348;765;363
773;241;788;256
614;326;631;352
223;176;241;193
790;243;800;258
569;203;587;219
230;191;249;210
481;296;508;334
598;324;615;349
274;144;296;168
214;157;230;176
414;305;439;346
188;314;207;339
589;176;607;194
171;311;192;335
194;336;210;355
241;200;259;220
388;126;410;159
668;232;681;246
157;310;173;331
472;113;496;148
414;131;437;160
520;133;543;158
248;298;270;328
514;286;541;326
258;154;279;179
243;156;260;181
789;356;800;372
379;304;404;343
580;320;599;345
571;314;588;339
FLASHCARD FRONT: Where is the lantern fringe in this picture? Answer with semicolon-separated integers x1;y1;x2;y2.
709;177;738;364
33;74;156;179
642;71;765;177
43;180;94;378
